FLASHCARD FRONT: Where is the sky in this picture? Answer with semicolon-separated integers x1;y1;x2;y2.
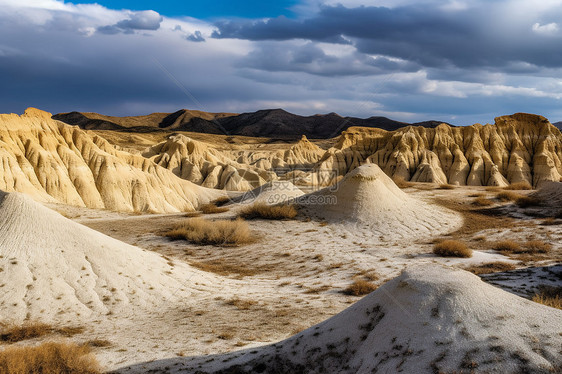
0;0;561;125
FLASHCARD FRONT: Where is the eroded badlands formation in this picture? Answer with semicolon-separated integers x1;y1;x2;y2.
120;265;562;374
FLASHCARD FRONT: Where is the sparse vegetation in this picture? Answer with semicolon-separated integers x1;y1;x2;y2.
504;181;532;190
211;196;232;207
0;322;83;343
496;191;522;202
226;298;258;310
343;280;377;296
189;259;258;277
200;203;229;214
438;184;455;190
515;196;541;208
166;217;254;246
433;240;472;258
492;240;522;252
464;262;516;275
239;203;298;220
493;239;551;254
86;339;112;348
532;286;562;309
473;196;494;206
0;342;100;374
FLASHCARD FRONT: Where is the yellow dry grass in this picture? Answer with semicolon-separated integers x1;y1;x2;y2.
200;203;229;214
532;286;562;309
515;196;541;208
504;181;533;190
433;240;472;258
0;342;100;374
239;203;298;220
343;280;377;296
0;323;84;343
166;217;254;246
463;262;516;275
496;191;522;202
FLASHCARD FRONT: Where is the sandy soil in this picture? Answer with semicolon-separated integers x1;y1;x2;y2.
33;183;559;371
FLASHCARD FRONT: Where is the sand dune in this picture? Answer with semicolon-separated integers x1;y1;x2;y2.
298;164;462;237
119;264;562;374
0;191;219;324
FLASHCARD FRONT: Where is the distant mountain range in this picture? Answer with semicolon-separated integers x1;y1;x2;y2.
553;121;562;131
53;108;452;139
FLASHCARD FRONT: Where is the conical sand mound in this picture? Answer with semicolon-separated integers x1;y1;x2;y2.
0;191;217;323
121;265;562;374
231;181;304;206
298;164;461;237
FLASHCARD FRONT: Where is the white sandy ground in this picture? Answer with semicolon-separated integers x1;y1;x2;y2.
116;264;562;374
1;181;560;372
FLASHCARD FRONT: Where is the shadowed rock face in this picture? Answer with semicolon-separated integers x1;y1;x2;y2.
0;108;221;212
314;113;562;187
53;108;449;139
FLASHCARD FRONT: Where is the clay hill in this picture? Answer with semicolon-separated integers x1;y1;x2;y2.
0;108;222;212
53;108;450;139
119;264;562;374
0;190;221;324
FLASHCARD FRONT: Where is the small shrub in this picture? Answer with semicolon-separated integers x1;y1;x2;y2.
532;286;562;309
438;184;455;190
504;181;532;190
211;196;232;207
464;262;516;275
225;298;257;310
492;240;522;252
473;196;494;206
200;203;229;214
0;322;51;343
433;240;472;258
343;280;377;296
541;218;560;226
496;191;522;202
86;339;112;348
239;203;298;220
524;240;552;254
166;218;254;246
189;260;257;277
0;342;100;374
515;196;541;208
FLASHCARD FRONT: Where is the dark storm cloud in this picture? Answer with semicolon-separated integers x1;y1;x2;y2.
212;3;562;69
239;42;420;76
97;10;163;34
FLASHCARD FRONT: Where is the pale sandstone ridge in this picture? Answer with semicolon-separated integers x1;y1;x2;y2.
313;113;562;188
298;164;462;238
119;265;562;374
0;108;222;212
0;191;220;323
143;134;324;190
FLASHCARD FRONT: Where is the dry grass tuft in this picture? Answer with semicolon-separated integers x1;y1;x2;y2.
473;196;494;206
493;239;551;254
189;260;258;277
532;286;562;309
515;196;541;208
343;280;377;296
0;342;100;374
200;203;229;214
492;240;522;252
86;339;112;348
225;298;258;310
496;191;522;202
166;217;254;246
464;262;516;275
504;181;533;190
433;240;472;258
211;196;232;207
524;240;552;254
0;323;83;343
438;184;455;190
239;203;298;220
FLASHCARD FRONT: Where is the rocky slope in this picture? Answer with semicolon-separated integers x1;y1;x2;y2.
312;113;562;187
0;108;222;212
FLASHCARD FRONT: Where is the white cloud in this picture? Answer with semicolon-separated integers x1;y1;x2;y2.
532;22;559;35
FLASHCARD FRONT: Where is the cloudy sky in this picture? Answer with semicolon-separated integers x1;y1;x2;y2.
1;0;561;125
